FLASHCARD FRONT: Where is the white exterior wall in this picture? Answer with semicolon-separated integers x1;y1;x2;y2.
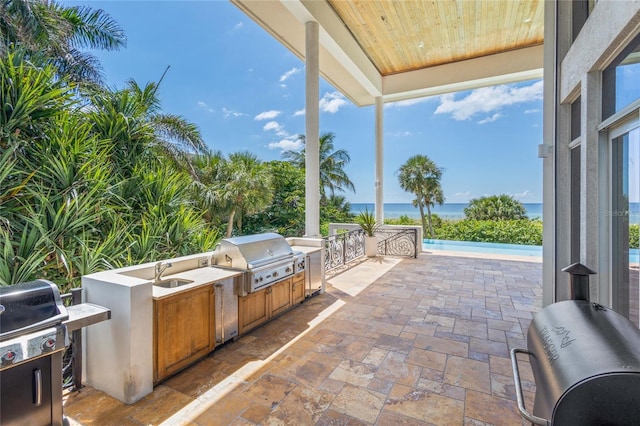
553;1;640;304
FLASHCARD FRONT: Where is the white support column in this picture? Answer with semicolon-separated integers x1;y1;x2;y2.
375;96;384;224
580;72;601;302
305;21;320;237
542;0;558;307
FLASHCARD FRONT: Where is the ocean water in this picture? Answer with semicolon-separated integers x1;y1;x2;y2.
350;202;543;220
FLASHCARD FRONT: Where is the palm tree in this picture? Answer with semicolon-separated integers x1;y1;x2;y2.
191;150;227;224
87;76;207;178
282;132;355;201
217;152;273;237
0;0;126;84
398;155;444;238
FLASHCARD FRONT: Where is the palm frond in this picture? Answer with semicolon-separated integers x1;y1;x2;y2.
63;5;126;51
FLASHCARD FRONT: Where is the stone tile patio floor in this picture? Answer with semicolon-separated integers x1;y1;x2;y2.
64;253;542;425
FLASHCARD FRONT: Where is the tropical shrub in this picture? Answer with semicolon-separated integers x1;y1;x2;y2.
464;194;527;221
384;214;418;226
356;208;378;237
243;161;305;237
321;195;354;226
0;47;218;290
435;219;543;246
631;224;639;249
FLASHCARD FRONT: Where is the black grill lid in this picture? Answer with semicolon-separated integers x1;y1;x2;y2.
0;279;68;341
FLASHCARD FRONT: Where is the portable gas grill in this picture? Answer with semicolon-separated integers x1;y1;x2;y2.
0;279;69;426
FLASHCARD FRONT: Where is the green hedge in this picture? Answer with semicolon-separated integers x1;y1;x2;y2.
631;224;639;249
434;219;543;246
383;217;637;249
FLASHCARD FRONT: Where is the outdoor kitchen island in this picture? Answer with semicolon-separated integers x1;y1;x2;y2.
80;235;324;404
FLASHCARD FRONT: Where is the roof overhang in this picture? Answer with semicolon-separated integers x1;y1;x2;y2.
232;0;544;107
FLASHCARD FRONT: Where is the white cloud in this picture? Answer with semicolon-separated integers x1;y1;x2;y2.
524;108;540;114
268;137;303;151
233;22;243;31
388;130;413;137
255;110;281;120
197;101;214;113
477;113;503;124
263;121;289;137
454;191;473;197
222;107;244;118
319;91;347;113
293;108;305;117
263;121;282;132
512;190;532;199
434;80;543;121
451;191;474;201
279;67;300;83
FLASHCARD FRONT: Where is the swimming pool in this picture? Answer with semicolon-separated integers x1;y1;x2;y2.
423;239;543;257
423;239;640;263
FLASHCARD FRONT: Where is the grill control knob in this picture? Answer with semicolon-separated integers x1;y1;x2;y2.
254;278;259;283
273;272;278;277
1;350;17;366
259;277;263;282
286;267;292;273
40;337;56;353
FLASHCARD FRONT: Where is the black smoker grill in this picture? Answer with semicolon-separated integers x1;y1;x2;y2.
511;264;640;425
0;280;69;426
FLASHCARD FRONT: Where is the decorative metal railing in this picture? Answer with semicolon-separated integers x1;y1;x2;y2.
60;288;82;391
324;228;366;272
323;226;419;274
376;228;419;258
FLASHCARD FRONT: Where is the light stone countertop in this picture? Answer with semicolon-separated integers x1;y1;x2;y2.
290;245;322;254
151;244;321;299
152;267;242;300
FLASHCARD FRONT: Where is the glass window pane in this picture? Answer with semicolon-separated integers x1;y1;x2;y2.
615;55;640;113
603;36;640;119
571;147;581;263
612;127;640;327
571;96;581;140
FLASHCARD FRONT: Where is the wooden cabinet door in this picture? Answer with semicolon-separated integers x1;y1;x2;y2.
270;278;292;317
292;272;305;305
154;285;214;383
238;288;269;335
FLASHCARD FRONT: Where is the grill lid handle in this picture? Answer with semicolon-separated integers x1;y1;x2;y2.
510;348;549;426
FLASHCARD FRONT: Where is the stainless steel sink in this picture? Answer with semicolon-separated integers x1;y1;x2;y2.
153;278;194;288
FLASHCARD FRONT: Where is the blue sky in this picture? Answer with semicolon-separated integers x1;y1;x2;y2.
70;1;544;204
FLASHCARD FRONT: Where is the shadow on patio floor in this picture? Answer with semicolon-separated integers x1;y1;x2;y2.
64;253;541;425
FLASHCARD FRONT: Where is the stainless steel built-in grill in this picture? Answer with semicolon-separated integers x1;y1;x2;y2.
0;280;69;426
211;233;301;295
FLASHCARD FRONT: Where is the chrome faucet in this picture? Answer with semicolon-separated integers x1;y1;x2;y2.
155;261;172;282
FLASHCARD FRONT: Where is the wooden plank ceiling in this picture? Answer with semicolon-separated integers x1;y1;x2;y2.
327;0;544;76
